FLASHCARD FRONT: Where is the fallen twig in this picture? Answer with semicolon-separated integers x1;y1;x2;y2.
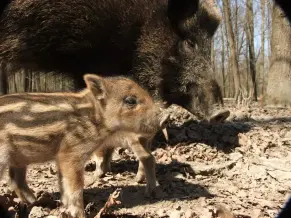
215;204;251;218
252;158;291;172
94;188;122;218
189;157;242;176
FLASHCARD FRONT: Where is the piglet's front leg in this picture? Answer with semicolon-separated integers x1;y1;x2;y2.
57;153;85;218
135;139;152;184
131;137;158;197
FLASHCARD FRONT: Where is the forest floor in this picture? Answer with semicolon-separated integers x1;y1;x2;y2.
0;102;290;218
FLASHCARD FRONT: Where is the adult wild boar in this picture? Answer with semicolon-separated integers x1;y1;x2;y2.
0;0;227;120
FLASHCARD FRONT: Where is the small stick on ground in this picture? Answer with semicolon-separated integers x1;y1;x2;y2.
94;188;122;218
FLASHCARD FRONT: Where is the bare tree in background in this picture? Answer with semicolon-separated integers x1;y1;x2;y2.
0;63;8;95
24;69;33;92
222;0;241;101
260;0;266;96
220;24;226;97
267;0;273;64
211;38;216;74
246;0;257;101
265;3;291;107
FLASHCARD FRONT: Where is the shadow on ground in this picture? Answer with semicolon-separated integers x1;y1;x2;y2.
82;160;212;217
152;120;252;153
0;160;212;218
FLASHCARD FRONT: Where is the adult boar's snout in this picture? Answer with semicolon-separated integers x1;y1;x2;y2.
157;108;170;141
208;109;230;124
159;110;170;129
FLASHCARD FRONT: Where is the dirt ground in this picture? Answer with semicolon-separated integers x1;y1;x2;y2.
0;102;290;218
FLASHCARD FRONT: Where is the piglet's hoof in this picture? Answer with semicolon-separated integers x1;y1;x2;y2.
135;173;146;184
59;208;85;218
94;170;106;179
144;182;165;199
94;162;111;179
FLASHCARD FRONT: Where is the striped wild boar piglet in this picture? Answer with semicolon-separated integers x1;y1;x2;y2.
0;74;168;218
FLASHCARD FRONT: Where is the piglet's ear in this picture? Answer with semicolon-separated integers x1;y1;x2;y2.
167;0;199;28
83;74;107;100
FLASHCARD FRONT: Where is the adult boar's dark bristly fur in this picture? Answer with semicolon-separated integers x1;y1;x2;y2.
274;0;291;22
0;0;225;120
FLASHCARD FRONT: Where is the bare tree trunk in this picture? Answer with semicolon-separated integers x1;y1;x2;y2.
13;73;17;93
267;0;273;66
44;74;47;91
234;0;239;51
246;0;257;101
211;38;215;75
265;3;291;107
220;25;226;97
223;17;232;98
246;43;250;94
224;20;231;98
24;69;31;92
260;0;266;96
36;73;41;91
222;0;241;101
0;63;8;95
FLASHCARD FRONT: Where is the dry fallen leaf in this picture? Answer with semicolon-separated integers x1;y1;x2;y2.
94;188;122;218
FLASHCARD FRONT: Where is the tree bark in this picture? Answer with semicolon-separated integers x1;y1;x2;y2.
246;0;257;101
222;0;241;101
0;63;8;95
211;37;216;75
246;42;250;94
24;69;32;92
260;0;266;95
220;25;226;97
267;0;273;65
265;3;291;107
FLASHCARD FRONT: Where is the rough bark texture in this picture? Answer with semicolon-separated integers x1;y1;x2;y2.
0;63;8;94
24;69;32;92
267;1;273;64
260;0;265;95
211;38;215;75
222;0;241;101
220;25;226;97
246;0;257;101
265;3;291;107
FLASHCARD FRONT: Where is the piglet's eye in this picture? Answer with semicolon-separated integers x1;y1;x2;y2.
124;96;138;107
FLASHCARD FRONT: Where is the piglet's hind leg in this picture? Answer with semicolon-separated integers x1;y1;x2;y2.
57;154;85;218
9;167;36;204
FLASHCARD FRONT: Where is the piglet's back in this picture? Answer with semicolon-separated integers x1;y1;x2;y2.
0;92;93;125
0;91;97;164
